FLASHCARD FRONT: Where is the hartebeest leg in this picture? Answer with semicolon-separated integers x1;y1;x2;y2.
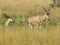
36;24;38;28
39;25;41;29
29;22;32;28
39;22;42;29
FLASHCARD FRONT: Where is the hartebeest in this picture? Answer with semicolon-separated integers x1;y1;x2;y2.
5;18;13;26
28;8;50;28
4;14;13;26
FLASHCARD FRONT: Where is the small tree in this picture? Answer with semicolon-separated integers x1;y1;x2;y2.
52;0;60;7
52;0;57;6
57;0;60;7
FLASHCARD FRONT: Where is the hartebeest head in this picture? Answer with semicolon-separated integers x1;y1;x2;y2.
43;7;50;21
44;12;50;21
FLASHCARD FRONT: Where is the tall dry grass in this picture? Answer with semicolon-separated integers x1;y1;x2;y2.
0;26;60;45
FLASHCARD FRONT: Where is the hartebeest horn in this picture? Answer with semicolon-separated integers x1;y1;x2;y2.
43;7;50;12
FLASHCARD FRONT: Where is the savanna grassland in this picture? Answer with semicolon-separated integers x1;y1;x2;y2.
0;0;60;45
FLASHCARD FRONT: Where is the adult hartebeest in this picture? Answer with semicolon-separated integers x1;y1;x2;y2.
28;12;50;28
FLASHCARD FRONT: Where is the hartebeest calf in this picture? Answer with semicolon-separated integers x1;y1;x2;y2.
5;18;13;26
4;14;13;26
28;12;50;28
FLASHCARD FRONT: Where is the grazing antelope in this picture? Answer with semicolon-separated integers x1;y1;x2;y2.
3;14;13;26
5;18;13;26
28;12;50;28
